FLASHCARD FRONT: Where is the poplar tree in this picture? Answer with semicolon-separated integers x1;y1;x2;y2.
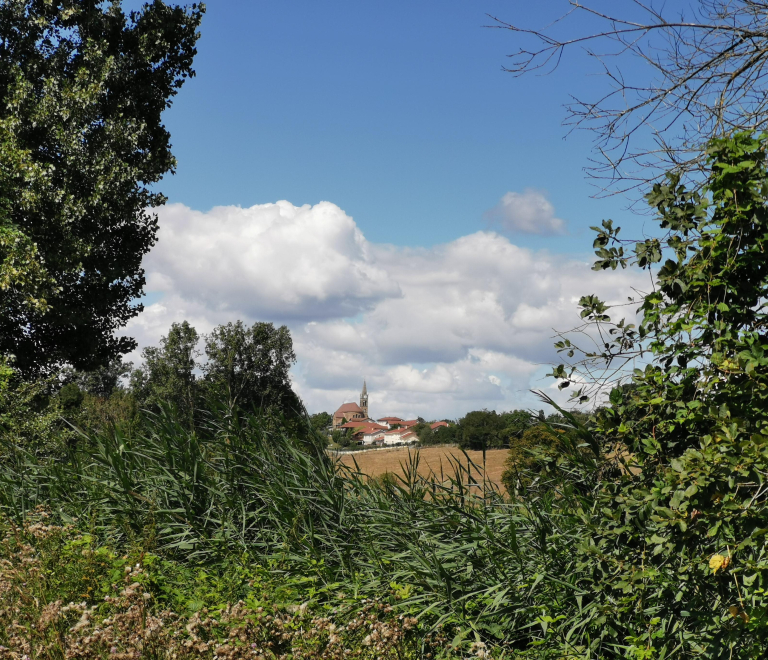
0;0;204;376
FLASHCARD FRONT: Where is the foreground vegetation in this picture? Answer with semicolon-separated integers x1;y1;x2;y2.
4;1;768;656
3;134;768;658
0;508;445;659
0;400;534;658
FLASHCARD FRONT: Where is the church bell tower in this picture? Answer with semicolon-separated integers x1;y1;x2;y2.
360;381;368;418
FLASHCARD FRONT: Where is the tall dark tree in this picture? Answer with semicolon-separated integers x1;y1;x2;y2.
131;320;199;424
458;410;505;451
202;321;302;416
0;0;204;376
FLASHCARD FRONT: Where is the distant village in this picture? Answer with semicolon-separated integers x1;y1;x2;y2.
331;382;449;446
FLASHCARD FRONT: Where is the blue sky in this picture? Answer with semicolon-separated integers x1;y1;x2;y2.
142;1;641;250
126;1;654;417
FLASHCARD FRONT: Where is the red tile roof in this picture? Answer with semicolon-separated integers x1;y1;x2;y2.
342;422;387;433
377;417;404;422
430;421;450;430
400;420;418;428
334;402;363;416
385;427;410;435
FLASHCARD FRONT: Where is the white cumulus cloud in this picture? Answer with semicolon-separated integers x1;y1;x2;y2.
143;201;400;321
124;200;644;420
485;189;567;235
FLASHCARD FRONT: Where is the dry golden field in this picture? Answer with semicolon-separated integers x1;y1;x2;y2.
335;445;509;493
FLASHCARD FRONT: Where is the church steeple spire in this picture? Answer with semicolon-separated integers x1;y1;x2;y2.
360;380;369;418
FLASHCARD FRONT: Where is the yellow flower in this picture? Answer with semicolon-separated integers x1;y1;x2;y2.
709;554;730;574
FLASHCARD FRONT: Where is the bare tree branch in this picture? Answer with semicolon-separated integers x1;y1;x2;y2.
491;1;768;197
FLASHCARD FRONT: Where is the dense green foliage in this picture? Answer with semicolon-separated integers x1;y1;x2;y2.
202;320;301;415
62;356;133;399
537;133;768;658
0;511;451;659
130;319;301;426
500;423;563;494
310;411;332;433
0;317;302;455
0;357;76;452
0;0;203;376
457;409;535;450
131;320;200;426
423;421;459;445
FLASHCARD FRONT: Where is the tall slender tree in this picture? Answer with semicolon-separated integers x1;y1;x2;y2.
0;0;204;376
132;320;199;425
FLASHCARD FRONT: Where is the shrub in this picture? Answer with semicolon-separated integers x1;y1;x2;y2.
0;359;75;453
500;423;561;493
58;382;84;411
0;508;447;659
535;133;768;657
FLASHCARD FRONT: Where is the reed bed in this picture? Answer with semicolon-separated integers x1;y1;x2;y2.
0;405;591;656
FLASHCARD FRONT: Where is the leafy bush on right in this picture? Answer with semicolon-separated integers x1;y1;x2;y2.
540;132;768;658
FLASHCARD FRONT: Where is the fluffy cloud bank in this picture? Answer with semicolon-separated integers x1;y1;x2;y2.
142;201;399;320
485;189;567;235
125;200;642;419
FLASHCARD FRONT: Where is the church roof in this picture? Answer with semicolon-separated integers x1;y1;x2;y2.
335;402;363;416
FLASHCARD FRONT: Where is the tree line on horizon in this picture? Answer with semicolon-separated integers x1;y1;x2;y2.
2;318;304;452
6;311;566;468
314;405;576;451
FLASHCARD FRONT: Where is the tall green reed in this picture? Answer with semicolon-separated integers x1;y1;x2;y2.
0;401;597;652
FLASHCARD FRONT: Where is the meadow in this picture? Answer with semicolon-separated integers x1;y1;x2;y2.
336;446;509;493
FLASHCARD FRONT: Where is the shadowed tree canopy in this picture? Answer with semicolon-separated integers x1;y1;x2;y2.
0;0;203;376
458;410;525;450
131;320;199;425
202;321;302;417
61;357;132;398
